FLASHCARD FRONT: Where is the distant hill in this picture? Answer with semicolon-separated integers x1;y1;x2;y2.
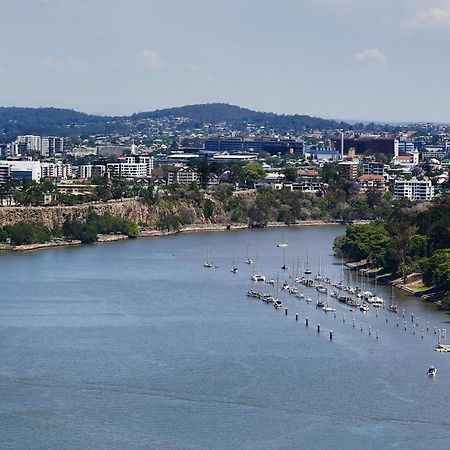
132;103;350;131
0;103;373;142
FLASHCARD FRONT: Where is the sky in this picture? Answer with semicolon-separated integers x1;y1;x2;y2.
1;0;450;122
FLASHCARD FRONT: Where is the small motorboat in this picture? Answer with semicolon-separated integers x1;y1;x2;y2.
231;266;238;273
323;305;336;313
274;299;282;309
251;273;266;282
360;303;369;312
427;365;437;376
388;304;398;313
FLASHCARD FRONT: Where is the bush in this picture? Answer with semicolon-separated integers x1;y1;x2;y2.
3;221;52;245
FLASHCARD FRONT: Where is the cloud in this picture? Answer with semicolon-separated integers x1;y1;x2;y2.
353;48;388;66
401;2;450;30
136;50;164;71
40;55;59;67
184;63;222;86
39;55;87;69
185;63;201;72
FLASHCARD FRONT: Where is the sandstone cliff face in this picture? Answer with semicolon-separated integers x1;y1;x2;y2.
0;199;218;230
0;200;157;229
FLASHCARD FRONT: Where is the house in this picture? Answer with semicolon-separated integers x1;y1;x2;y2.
357;174;386;192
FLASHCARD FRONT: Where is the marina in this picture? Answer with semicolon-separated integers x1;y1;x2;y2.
1;225;450;449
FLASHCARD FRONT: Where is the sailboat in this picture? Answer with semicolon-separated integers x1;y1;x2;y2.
388;284;398;313
203;247;213;268
245;243;254;265
304;248;312;275
281;247;288;270
277;231;288;248
231;253;238;273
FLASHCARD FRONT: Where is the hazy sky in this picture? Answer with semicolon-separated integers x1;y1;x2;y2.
1;0;450;122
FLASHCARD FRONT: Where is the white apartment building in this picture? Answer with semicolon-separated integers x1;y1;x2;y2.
40;162;73;180
394;178;434;201
166;167;198;184
106;156;154;179
77;165;93;179
17;135;42;152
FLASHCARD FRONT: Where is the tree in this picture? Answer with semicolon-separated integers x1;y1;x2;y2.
243;162;266;188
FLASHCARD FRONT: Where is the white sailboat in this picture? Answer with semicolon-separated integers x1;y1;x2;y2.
245;243;254;265
203;247;213;268
277;231;288;248
304;248;311;275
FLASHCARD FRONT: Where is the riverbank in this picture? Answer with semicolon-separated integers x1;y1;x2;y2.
2;220;349;253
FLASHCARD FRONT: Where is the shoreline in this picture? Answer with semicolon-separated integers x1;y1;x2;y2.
3;220;350;253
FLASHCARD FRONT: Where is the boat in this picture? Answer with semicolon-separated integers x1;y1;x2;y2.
305;297;312;303
388;285;397;313
251;273;266;282
230;254;238;273
281;248;288;270
262;295;275;304
427;365;437;376
277;231;288;248
316;285;327;294
304;248;312;274
316;300;325;308
203;247;213;268
323;305;336;313
274;299;282;309
360;303;369;312
245;244;254;264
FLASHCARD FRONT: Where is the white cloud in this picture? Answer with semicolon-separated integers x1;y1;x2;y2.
40;55;59;67
184;62;222;86
401;2;450;30
353;48;388;66
136;50;164;71
185;63;201;72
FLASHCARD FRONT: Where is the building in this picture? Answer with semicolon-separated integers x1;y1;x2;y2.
0;165;11;184
421;145;448;160
17;135;42;153
304;147;340;161
0;161;41;181
76;165;93;180
204;137;303;155
332;135;396;157
97;145;131;158
106;156;153;179
397;140;415;155
57;183;96;196
357;174;386;192
165;167;198;185
40;162;73;180
338;161;359;181
394;178;434;201
360;161;387;177
41;137;64;157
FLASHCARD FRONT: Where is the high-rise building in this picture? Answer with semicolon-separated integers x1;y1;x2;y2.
41;137;64;157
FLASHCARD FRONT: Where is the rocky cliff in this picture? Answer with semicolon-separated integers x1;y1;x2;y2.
0;200;160;230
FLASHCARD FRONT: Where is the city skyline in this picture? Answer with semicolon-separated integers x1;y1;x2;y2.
2;0;450;122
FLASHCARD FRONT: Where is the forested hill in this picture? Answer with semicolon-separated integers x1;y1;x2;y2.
0;103;369;141
131;103;351;131
0;107;113;141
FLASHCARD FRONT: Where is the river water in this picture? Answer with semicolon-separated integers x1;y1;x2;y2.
1;226;449;449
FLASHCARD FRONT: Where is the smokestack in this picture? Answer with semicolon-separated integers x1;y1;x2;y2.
341;131;344;160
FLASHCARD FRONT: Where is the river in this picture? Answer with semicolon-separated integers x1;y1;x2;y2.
1;226;449;449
